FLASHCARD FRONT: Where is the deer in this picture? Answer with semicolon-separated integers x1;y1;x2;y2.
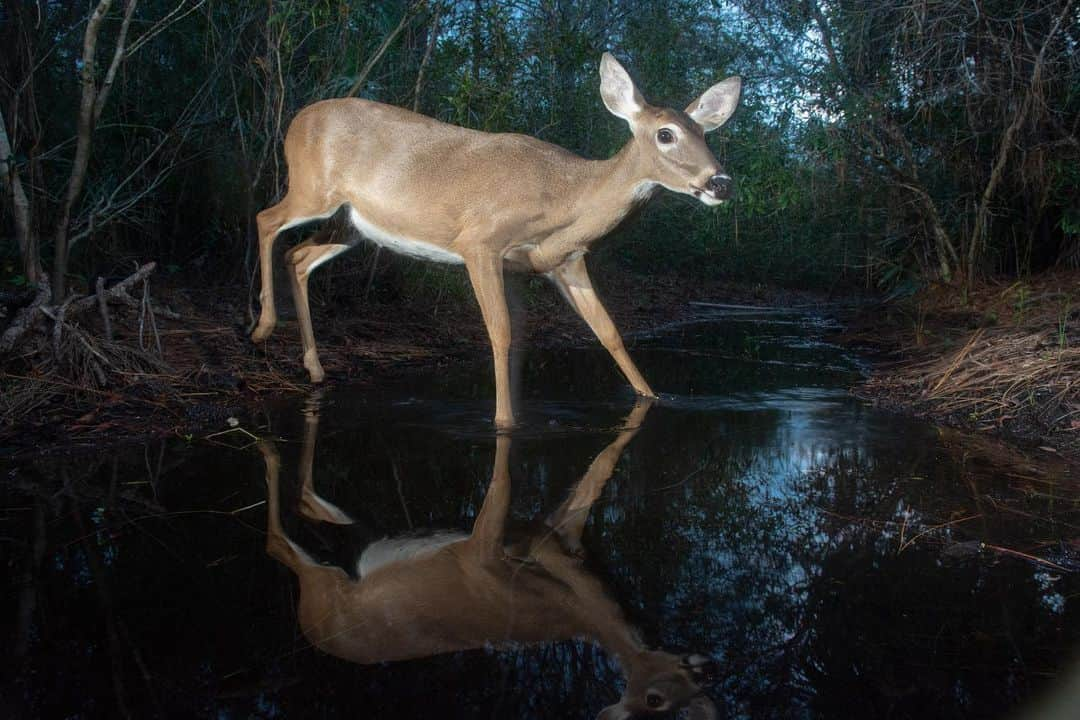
250;52;742;428
259;397;719;719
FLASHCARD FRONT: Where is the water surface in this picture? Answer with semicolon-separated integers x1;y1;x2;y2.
2;308;1077;719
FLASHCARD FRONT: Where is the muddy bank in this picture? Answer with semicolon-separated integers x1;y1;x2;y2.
843;271;1079;464
0;267;826;457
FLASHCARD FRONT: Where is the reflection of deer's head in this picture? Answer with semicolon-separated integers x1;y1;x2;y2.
599;649;718;719
260;397;718;718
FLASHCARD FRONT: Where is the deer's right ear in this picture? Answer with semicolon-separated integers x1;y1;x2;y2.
686;76;742;132
599;53;645;124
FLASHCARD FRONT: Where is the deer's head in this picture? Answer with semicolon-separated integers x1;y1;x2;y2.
599;52;740;207
598;650;718;720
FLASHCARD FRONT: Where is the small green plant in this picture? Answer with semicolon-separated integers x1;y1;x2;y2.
1012;284;1031;323
912;302;928;346
1058;300;1072;350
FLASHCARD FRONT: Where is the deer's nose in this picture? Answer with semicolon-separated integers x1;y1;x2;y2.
707;174;732;199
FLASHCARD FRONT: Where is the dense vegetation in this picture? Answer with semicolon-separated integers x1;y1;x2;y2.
0;0;1075;302
2;0;1076;301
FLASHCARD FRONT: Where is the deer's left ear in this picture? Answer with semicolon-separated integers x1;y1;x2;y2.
686;76;742;132
599;52;646;125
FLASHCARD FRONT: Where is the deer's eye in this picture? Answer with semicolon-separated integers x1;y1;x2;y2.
657;128;675;144
646;692;665;708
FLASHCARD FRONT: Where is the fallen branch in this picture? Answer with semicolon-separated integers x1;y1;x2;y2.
70;262;158;315
0;279;51;353
1;262;180;358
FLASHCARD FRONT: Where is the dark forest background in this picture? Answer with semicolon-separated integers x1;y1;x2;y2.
1;0;1078;304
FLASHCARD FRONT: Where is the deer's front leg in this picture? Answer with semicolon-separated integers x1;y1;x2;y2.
549;254;656;399
545;396;653;554
465;252;515;428
468;435;513;559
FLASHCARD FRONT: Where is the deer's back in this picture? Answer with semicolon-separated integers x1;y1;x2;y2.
280;99;600;249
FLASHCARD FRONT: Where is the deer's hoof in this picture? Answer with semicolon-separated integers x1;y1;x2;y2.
303;353;326;383
251;324;274;343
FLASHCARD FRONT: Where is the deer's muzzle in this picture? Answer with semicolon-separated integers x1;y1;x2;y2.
706;174;732;200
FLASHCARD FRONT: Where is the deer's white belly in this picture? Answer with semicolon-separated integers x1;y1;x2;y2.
348;207;464;265
356;530;468;577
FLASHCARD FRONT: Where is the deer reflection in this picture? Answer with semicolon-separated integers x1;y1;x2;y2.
259;398;718;719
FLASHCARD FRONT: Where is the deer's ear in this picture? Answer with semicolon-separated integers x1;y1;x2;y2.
686;76;742;132
688;694;719;720
599;53;645;124
596;702;632;720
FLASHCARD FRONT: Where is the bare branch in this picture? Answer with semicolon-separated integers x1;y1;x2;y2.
413;2;443;112
345;3;422;98
967;0;1075;286
0;278;50;354
125;0;207;58
0;108;41;282
93;0;139;126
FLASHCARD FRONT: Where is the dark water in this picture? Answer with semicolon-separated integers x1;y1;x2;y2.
2;309;1077;719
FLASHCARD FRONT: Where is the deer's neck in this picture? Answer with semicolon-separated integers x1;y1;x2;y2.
588;610;647;667
522;140;655;270
586;139;657;214
568;575;647;665
564;140;656;239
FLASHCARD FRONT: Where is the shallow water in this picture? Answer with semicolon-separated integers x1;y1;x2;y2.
2;308;1077;719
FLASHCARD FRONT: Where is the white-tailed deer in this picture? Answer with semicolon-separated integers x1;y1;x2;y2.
260;398;719;719
251;53;741;428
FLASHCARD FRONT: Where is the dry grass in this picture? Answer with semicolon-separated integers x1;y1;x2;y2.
852;271;1079;459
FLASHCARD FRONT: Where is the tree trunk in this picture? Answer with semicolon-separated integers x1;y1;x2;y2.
0;109;41;283
52;0;137;300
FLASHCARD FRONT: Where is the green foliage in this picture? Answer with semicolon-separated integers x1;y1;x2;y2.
2;0;1075;295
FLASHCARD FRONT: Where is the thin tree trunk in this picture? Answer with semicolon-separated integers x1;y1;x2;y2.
412;2;442;112
0;109;41;282
51;0;138;300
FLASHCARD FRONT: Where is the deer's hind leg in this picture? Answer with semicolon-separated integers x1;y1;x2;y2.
285;226;354;383
251;195;340;344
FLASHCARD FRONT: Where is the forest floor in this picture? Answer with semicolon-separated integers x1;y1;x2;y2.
1;266;1076;464
843;270;1079;463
